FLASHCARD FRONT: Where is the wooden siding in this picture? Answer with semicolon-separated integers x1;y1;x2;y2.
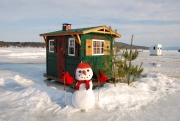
46;39;49;52
57;36;65;79
104;40;110;55
47;52;58;78
75;41;79;56
80;33;113;57
80;33;113;78
65;56;80;76
85;39;92;56
44;33;114;79
54;39;57;53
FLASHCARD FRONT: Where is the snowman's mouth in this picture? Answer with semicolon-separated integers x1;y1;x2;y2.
80;77;86;79
79;76;90;79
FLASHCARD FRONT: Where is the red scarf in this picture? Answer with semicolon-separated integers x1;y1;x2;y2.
75;80;90;90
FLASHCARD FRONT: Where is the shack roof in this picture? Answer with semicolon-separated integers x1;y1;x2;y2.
39;25;121;38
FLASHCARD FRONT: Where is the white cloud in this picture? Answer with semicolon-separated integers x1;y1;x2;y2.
0;0;180;46
114;24;180;46
0;0;180;21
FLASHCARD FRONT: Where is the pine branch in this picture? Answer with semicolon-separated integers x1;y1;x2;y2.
132;62;143;82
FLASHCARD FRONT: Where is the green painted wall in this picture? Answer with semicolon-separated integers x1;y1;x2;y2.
45;33;114;79
47;52;58;78
80;33;114;78
65;56;80;76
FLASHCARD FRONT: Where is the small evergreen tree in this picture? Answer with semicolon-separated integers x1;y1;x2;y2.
87;35;143;86
93;43;126;86
86;41;125;86
122;35;143;85
111;46;126;86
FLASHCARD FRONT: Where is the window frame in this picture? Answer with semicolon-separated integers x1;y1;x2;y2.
92;39;104;55
68;38;75;56
49;40;54;53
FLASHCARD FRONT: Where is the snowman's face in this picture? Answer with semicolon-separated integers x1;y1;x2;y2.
75;68;93;80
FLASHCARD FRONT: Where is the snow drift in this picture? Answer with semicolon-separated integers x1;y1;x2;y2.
0;48;180;121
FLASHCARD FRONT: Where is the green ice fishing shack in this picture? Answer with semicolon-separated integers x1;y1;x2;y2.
39;23;121;82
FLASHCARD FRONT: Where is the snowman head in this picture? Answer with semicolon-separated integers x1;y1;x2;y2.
75;62;93;80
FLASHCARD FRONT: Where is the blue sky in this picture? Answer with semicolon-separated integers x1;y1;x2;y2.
0;0;180;47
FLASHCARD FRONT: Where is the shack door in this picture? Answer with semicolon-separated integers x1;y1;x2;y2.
58;36;65;79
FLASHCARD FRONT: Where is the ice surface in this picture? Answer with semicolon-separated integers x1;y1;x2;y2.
0;47;45;63
0;48;180;121
133;50;180;78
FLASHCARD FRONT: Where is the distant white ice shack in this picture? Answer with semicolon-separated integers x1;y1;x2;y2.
149;44;162;56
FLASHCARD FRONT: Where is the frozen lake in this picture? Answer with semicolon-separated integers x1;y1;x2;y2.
134;50;180;78
0;48;180;121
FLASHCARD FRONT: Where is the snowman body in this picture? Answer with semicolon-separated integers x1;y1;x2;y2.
72;63;95;109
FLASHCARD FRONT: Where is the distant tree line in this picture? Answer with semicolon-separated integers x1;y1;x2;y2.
0;41;149;50
114;42;149;50
0;41;45;48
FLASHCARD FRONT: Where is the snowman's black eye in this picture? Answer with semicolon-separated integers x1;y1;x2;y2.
87;69;89;72
79;70;81;73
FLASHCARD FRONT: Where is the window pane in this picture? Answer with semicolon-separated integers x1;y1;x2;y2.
70;41;72;46
68;38;75;56
101;48;104;53
72;40;74;46
69;47;74;54
101;42;103;47
97;41;100;47
93;40;104;55
50;40;54;52
93;48;96;54
97;48;100;53
93;41;96;47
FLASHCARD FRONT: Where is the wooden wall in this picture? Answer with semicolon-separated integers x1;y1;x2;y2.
80;33;113;77
47;53;58;78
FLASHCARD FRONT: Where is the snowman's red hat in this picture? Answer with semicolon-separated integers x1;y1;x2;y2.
77;62;91;68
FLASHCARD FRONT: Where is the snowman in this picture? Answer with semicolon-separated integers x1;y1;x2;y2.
72;62;95;110
61;62;108;109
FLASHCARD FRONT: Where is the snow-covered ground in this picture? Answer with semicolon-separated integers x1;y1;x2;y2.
0;47;180;121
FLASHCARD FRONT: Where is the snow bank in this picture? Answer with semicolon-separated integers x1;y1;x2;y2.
0;75;33;86
0;71;179;120
96;73;179;113
1;48;180;121
0;81;73;121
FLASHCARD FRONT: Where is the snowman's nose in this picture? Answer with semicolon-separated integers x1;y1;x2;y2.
82;70;86;75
